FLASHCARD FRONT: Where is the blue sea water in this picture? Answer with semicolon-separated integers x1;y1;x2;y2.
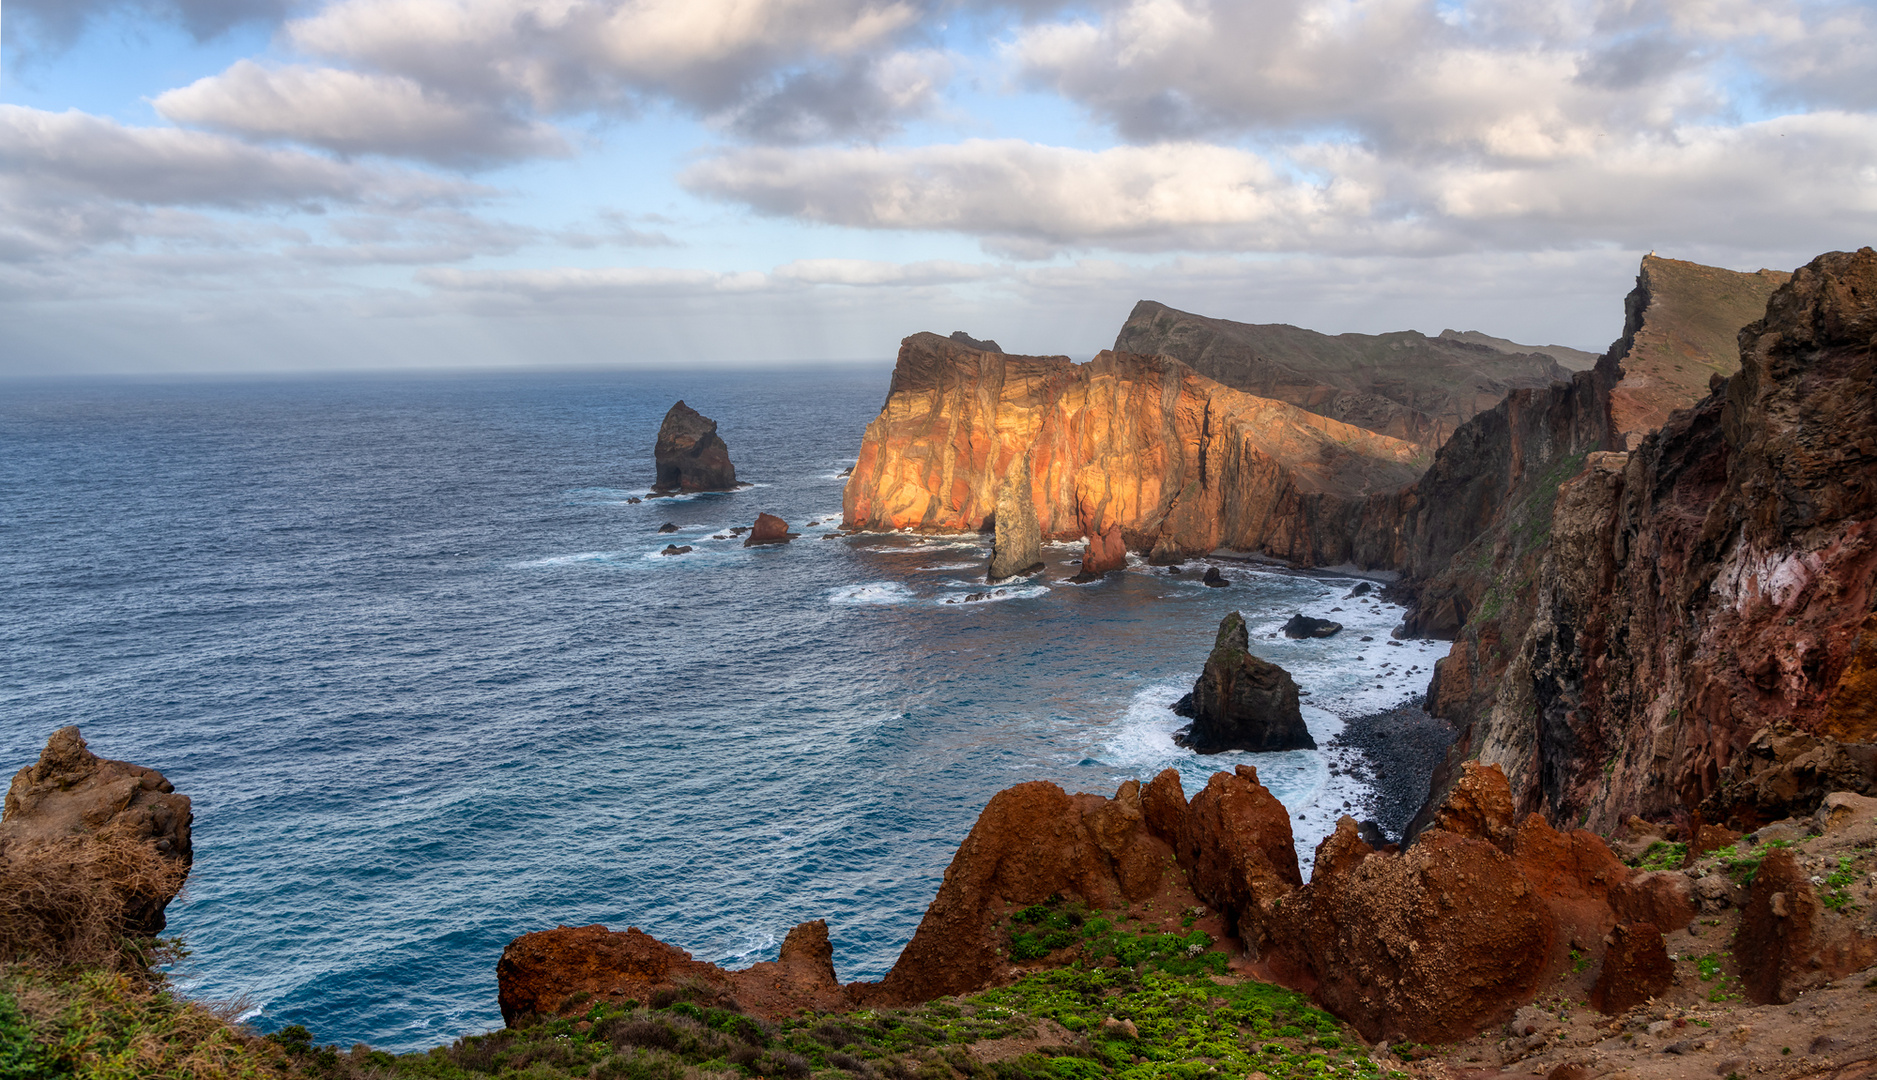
0;369;1447;1052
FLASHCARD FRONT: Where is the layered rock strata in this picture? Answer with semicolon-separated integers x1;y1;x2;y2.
1113;301;1578;449
1171;612;1314;753
1419;248;1877;832
652;401;737;494
841;333;1423;567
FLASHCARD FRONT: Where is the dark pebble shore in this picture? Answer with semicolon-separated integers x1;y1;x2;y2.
1327;701;1457;844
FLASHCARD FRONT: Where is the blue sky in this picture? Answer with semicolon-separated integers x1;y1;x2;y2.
3;0;1874;374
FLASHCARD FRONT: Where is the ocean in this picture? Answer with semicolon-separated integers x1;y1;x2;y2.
0;369;1448;1052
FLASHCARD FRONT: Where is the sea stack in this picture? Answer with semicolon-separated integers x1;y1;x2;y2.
986;458;1043;582
1173;612;1314;752
652;401;737;494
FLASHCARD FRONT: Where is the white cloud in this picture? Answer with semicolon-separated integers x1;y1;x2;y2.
416;255;1002;302
154;61;571;166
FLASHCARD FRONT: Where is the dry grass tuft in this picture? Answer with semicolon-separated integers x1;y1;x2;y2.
0;826;187;968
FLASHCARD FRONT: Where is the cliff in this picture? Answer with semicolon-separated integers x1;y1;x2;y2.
1419;248;1877;832
841;334;1423;567
1112;301;1577;450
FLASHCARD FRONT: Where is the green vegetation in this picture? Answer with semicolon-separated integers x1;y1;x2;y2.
1711;840;1792;886
1006;898;1227;978
1693;953;1741;1003
1822;855;1860;912
1633;841;1687;872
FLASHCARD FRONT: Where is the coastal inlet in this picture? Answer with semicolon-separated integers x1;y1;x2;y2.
0;368;1447;1052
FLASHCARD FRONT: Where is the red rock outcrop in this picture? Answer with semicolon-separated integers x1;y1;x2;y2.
652;400;737;494
2;726;193;937
1418;248;1877;831
1734;847;1877;1004
841;334;1423;567
743;513;797;546
1588;923;1673;1014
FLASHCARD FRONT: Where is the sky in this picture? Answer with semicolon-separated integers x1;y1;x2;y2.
2;0;1874;374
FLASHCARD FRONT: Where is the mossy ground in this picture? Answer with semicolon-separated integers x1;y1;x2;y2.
2;942;1400;1080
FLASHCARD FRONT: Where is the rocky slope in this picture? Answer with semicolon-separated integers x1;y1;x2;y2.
1418;248;1877;833
840;333;1423;567
1112;301;1577;450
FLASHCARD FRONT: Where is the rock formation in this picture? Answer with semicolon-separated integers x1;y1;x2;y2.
1281;614;1342;639
841;333;1423;567
948;331;1002;352
1172;613;1314;752
743;513;797;546
1415;248;1877;832
652;401;738;494
1;727;193;958
986;455;1042;581
1113;301;1578;450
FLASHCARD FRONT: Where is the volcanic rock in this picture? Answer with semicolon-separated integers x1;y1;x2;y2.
1080;524;1127;577
659;544;692;556
657;522;678;533
1202;567;1228;587
948;331;1002;353
1177;766;1303;955
1734;846;1877;1004
1588;923;1673;1014
2;726;193;939
987;456;1043;582
1418;248;1877;832
652;400;737;494
1114;300;1577;449
743;513;797;546
841;333;1424;567
1281;614;1342;639
1173;613;1314;753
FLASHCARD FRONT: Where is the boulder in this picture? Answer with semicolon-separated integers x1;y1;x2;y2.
1589;923;1673;1014
651;401;737;494
657;522;679;533
1202;567;1228;588
1;727;193;951
1173;613;1314;753
1282;614;1343;639
987;457;1043;582
743;514;798;546
659;544;692;556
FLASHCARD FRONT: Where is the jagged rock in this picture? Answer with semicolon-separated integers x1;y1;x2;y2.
1734;847;1877;1004
841;334;1424;567
1;727;193;938
495;920;849;1027
1417;761;1517;851
1178;766;1303;956
659;544;692;556
1281;614;1342;639
987;457;1043;582
948;331;1003;353
1173;613;1314;753
1610;872;1696;935
1202;567;1228;588
1589;923;1673;1014
743;513;798;547
652;401;737;494
1419;248;1877;832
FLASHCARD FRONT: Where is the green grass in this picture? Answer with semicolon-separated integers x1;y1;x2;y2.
1711;840;1792;886
1633;841;1687;872
1822;856;1860;912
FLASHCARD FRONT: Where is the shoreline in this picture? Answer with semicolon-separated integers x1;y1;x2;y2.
1324;700;1456;844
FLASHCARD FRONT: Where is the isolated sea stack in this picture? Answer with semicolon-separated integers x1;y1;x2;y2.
1173;612;1314;752
652;401;737;494
987;456;1043;581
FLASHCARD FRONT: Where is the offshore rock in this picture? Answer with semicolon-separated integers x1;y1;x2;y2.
652;400;737;494
743;513;797;546
1419;248;1877;831
987;456;1043;581
1173;613;1313;753
1081;524;1128;577
842;333;1424;568
659;544;691;556
2;726;193;937
1114;300;1577;450
1281;614;1342;639
1202;567;1229;587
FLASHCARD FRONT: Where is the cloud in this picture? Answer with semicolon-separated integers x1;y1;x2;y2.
417;255;1002;304
3;0;295;55
0;104;483;210
280;0;936;143
682;114;1877;257
154;61;571;166
682;139;1389;256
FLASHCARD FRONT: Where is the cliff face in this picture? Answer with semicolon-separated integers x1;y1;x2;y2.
1113;301;1575;450
841;333;1423;567
1608;256;1791;447
1422;249;1877;831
